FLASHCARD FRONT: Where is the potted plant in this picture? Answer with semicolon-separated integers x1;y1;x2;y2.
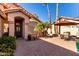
76;38;79;52
27;34;32;41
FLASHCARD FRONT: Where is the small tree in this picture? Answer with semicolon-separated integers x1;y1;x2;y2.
34;23;44;36
43;22;50;36
34;23;44;31
44;22;50;30
34;22;50;37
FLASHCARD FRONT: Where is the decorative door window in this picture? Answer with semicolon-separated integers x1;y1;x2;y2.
16;26;20;32
16;23;20;32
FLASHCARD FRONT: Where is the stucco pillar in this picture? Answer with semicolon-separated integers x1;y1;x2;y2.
8;16;15;36
0;17;3;37
23;16;29;39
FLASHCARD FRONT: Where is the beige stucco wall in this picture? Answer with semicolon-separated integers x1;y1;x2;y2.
8;11;30;39
0;17;3;37
29;21;38;34
60;26;79;35
47;24;55;35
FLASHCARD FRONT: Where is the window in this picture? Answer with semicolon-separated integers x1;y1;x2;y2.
16;26;20;32
16;23;21;32
65;26;71;28
71;25;79;28
3;23;9;33
76;26;79;28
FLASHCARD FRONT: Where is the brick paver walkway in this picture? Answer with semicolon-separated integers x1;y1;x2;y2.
40;37;77;53
14;38;79;56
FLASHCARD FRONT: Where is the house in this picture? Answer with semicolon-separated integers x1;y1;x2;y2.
0;3;42;39
55;16;79;36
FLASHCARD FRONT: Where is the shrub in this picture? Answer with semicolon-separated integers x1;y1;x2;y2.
0;36;16;56
76;39;79;52
53;34;58;37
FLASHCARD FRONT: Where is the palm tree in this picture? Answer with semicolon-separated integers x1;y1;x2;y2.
56;3;59;21
44;22;50;30
43;22;50;36
43;3;52;34
34;22;50;36
34;23;44;31
34;23;44;36
55;3;59;34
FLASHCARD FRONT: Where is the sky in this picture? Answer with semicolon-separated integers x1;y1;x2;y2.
19;3;79;23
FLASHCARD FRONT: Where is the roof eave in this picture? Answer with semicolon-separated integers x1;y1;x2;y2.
0;10;6;19
3;8;42;23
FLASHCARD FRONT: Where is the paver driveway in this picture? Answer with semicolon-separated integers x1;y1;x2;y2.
14;38;79;56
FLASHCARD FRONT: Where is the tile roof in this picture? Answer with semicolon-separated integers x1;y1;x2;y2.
55;16;79;26
0;10;6;19
60;16;79;21
0;3;42;23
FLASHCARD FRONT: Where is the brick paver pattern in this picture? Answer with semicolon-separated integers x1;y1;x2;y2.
14;37;79;56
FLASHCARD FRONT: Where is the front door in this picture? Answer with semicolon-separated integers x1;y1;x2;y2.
15;20;22;38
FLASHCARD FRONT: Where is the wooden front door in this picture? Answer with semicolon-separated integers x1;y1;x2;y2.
15;20;22;38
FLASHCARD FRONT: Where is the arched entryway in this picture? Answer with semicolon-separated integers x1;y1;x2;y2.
15;16;24;38
8;12;30;39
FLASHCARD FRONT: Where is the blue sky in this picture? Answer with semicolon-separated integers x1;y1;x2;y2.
19;3;79;23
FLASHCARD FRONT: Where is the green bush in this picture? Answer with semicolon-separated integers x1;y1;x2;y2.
76;39;79;52
76;39;79;43
0;36;16;56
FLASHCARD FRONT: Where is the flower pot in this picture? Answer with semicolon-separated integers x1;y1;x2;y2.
76;42;79;52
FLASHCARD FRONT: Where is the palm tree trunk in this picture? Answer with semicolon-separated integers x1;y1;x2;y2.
44;3;52;34
55;3;59;34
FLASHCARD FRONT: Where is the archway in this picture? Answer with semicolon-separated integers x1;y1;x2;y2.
15;16;24;38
